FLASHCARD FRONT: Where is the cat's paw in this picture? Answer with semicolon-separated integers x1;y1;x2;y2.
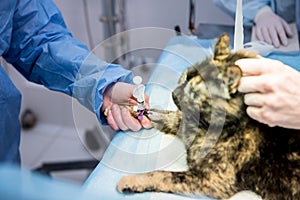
117;175;143;193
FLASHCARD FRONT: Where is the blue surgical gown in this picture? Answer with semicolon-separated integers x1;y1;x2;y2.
0;0;133;163
213;0;300;30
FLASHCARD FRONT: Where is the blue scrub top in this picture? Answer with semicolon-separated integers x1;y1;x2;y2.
213;0;299;29
0;0;133;163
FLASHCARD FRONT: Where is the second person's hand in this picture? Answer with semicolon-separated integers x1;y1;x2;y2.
254;6;293;48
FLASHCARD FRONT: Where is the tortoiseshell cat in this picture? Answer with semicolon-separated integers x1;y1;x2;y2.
118;33;300;200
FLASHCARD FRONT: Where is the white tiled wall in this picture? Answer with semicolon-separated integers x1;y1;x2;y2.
53;0;233;49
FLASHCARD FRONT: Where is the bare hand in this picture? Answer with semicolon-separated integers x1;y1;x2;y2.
236;57;300;129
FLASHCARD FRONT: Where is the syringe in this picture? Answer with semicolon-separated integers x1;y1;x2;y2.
133;76;146;120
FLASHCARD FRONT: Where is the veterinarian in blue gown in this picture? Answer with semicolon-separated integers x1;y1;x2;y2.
0;0;149;164
213;0;300;48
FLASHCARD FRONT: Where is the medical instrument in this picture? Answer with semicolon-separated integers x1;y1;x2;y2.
133;76;146;120
233;0;244;52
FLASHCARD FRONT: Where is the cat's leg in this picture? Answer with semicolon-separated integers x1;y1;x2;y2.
117;171;200;194
147;109;182;136
126;107;181;136
117;170;235;199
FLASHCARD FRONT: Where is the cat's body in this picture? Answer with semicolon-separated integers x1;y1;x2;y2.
118;33;300;200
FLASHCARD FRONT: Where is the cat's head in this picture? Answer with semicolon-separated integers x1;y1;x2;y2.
172;33;256;125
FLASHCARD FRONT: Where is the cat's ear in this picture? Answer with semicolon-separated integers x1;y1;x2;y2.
213;33;231;61
224;65;242;95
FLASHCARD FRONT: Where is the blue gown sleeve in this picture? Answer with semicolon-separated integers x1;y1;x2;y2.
213;0;272;26
2;0;133;123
